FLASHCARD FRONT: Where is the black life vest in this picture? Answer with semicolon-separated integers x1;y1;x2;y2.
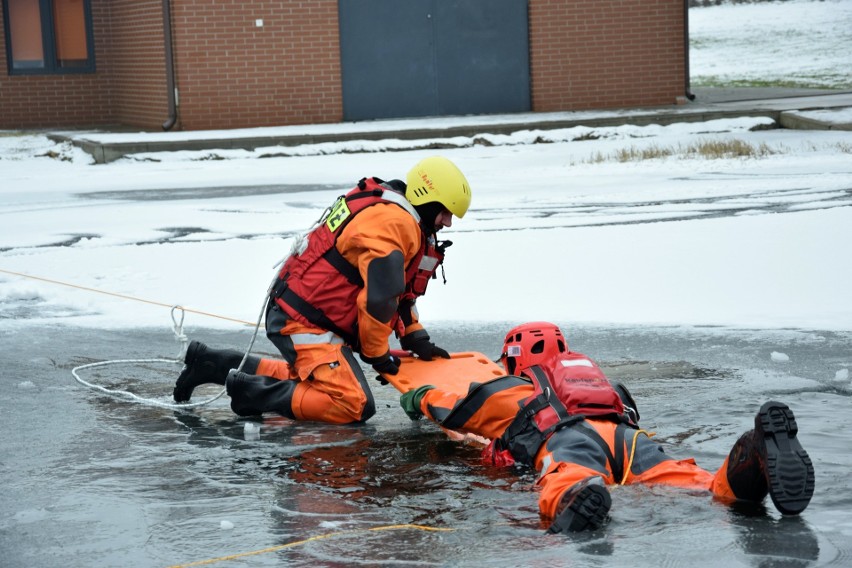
269;177;444;348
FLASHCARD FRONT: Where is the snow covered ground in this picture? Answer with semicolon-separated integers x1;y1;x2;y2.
690;0;852;89
1;0;851;335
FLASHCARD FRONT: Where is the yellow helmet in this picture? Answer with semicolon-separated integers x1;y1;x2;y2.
405;156;471;218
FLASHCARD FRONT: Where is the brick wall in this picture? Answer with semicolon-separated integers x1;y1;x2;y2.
528;0;686;111
2;1;686;131
171;0;343;130
108;1;170;129
0;1;113;129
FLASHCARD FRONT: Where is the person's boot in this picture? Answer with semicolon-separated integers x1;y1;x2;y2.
724;429;768;504
547;476;611;534
173;341;258;402
226;369;298;418
725;401;814;515
755;400;815;515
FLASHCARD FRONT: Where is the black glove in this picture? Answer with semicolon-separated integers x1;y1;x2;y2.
360;351;400;376
400;329;450;361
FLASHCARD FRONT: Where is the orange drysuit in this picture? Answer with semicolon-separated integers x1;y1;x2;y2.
226;179;442;424
416;354;738;521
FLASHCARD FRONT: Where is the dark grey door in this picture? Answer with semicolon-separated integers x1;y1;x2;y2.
338;0;530;121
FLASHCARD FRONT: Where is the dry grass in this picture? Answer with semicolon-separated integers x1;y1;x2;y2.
583;138;788;163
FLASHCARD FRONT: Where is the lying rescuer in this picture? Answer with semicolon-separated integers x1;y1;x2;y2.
172;156;470;424
399;322;816;533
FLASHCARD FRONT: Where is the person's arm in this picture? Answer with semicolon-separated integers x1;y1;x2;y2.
338;204;420;361
403;377;533;441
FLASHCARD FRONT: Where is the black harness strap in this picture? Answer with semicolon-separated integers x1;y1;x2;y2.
436;375;530;429
572;421;626;482
528;366;574;425
323;247;363;286
276;287;357;347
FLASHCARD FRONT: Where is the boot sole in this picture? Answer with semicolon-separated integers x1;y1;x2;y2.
756;401;815;515
548;484;612;533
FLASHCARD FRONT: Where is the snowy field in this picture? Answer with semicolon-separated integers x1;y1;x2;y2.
2;115;851;334
690;0;852;89
0;0;851;336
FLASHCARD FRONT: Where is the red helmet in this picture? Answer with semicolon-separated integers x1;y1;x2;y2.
500;321;568;375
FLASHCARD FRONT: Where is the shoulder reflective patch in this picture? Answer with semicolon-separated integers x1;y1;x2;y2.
326;197;351;232
561;359;594;367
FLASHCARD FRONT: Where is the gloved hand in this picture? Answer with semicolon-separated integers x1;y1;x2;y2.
400;330;450;361
399;385;435;420
360;351;400;376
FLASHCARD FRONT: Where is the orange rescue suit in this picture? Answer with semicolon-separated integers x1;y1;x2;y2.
417;352;738;520
270;177;445;359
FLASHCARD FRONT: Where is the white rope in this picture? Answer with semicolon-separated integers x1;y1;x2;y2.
70;358;229;409
71;299;271;410
171;305;189;359
70;305;229;410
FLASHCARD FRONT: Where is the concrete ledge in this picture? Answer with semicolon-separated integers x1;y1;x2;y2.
779;111;852;131
50;107;784;164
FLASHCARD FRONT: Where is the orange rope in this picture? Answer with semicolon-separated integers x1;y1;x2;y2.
0;268;255;326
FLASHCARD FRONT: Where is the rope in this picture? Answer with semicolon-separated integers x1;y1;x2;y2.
619;429;656;485
0;268;256;326
166;524;455;568
70;358;230;409
69;305;232;409
0;268;271;409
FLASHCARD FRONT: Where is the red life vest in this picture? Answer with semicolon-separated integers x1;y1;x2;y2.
269;177;444;348
495;352;630;466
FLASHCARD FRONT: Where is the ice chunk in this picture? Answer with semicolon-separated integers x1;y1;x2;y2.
771;351;790;362
220;520;234;530
243;421;261;441
836;368;849;381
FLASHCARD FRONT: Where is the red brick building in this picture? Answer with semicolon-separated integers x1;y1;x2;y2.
1;0;689;131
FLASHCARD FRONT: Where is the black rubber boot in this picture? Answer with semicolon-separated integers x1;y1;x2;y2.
725;429;769;504
725;401;815;515
173;341;258;402
226;369;298;419
547;476;612;534
755;401;815;515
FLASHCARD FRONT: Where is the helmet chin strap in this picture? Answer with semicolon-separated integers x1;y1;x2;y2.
413;201;445;232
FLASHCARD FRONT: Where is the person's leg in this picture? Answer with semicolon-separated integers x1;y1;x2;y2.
709;401;814;515
173;341;263;402
546;476;611;534
538;459;612;533
535;422;614;532
288;344;376;423
226;371;299;418
621;427;715;488
253;305;375;423
226;341;375;424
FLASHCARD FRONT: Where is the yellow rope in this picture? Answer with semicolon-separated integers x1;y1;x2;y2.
0;268;255;326
166;524;454;568
619;429;656;485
